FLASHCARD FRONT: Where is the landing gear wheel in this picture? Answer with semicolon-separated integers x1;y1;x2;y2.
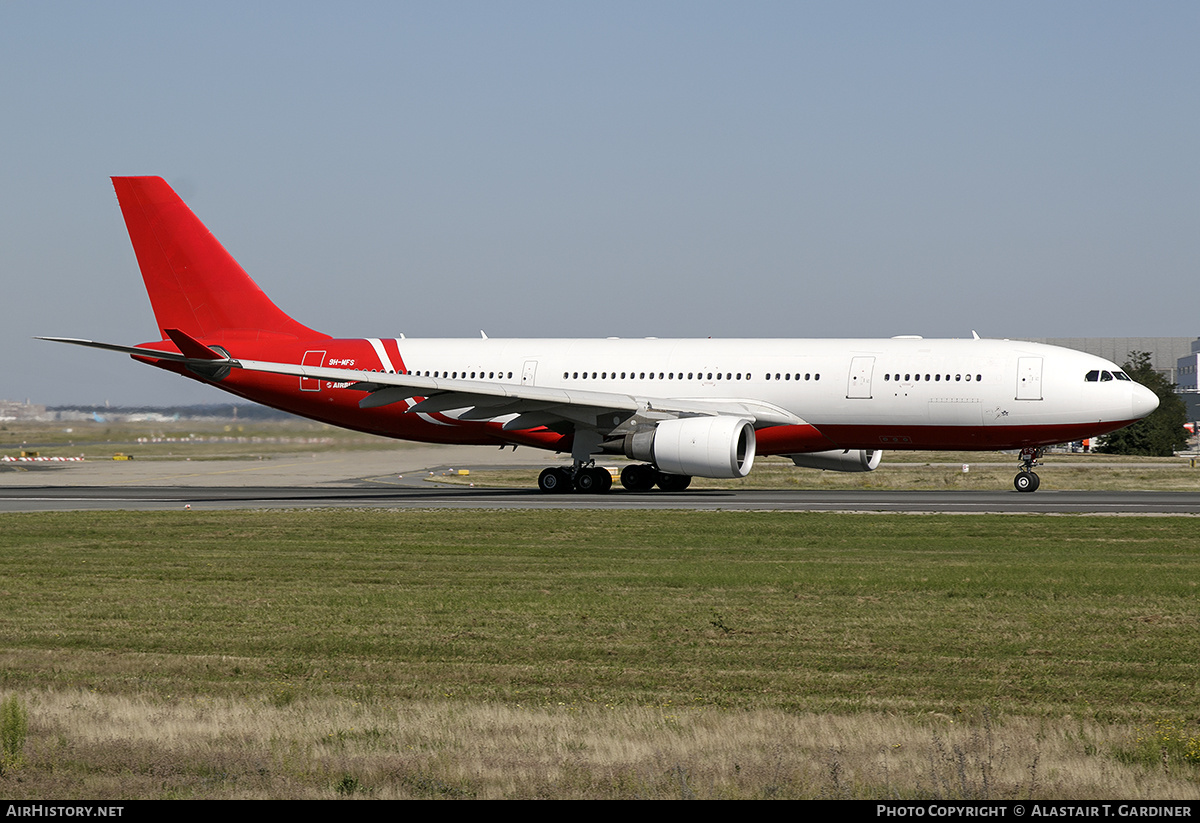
656;473;692;492
538;467;572;494
574;466;612;494
1014;470;1040;493
1014;447;1044;493
620;464;659;492
595;467;613;493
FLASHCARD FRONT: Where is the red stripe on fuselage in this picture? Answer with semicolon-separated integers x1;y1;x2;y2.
380;338;407;374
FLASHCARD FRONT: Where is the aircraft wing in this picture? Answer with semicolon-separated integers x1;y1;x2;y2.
38;335;805;434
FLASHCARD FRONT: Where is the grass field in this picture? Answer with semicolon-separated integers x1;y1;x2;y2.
1;509;1198;798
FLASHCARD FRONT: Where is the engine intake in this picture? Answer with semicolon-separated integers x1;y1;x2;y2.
788;449;883;473
623;416;756;478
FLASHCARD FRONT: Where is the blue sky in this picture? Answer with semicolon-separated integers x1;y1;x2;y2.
3;2;1197;405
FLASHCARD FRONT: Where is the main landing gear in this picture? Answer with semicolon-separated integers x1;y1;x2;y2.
620;464;691;492
538;465;612;494
536;463;692;494
1014;447;1044;493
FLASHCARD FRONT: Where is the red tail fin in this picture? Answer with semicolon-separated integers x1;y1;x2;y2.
112;177;328;342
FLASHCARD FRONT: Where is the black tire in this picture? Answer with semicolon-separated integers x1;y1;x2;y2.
1014;470;1039;493
656;473;692;492
539;467;570;494
620;464;658;492
574;468;598;493
595;467;613;493
573;467;614;494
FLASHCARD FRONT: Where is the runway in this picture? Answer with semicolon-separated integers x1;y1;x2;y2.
2;446;1197;514
2;484;1200;513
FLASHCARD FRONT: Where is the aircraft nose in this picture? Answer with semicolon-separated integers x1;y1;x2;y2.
1131;383;1159;420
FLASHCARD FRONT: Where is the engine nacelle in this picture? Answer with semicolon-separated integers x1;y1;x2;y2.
788;449;883;473
623;416;756;478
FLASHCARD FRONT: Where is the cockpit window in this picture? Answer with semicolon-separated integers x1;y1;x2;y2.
1114;371;1132;381
1085;370;1099;382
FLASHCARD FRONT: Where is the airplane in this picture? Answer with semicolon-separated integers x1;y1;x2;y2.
42;177;1159;494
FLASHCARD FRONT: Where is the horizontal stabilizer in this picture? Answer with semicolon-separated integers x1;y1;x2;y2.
164;328;228;360
35;336;229;365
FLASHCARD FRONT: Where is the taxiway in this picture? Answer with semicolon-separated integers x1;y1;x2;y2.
0;446;1196;514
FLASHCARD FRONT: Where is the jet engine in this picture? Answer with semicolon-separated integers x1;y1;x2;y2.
621;416;756;478
788;449;883;472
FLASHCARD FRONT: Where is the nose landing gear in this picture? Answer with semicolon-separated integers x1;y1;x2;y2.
1014;447;1044;492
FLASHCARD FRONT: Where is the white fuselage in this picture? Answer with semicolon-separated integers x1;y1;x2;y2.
358;336;1155;450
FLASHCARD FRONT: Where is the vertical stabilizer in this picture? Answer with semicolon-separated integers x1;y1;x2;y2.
112;176;328;341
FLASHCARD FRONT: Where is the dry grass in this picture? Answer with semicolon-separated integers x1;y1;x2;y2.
0;419;402;460
4;690;1197;799
438;453;1200;492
